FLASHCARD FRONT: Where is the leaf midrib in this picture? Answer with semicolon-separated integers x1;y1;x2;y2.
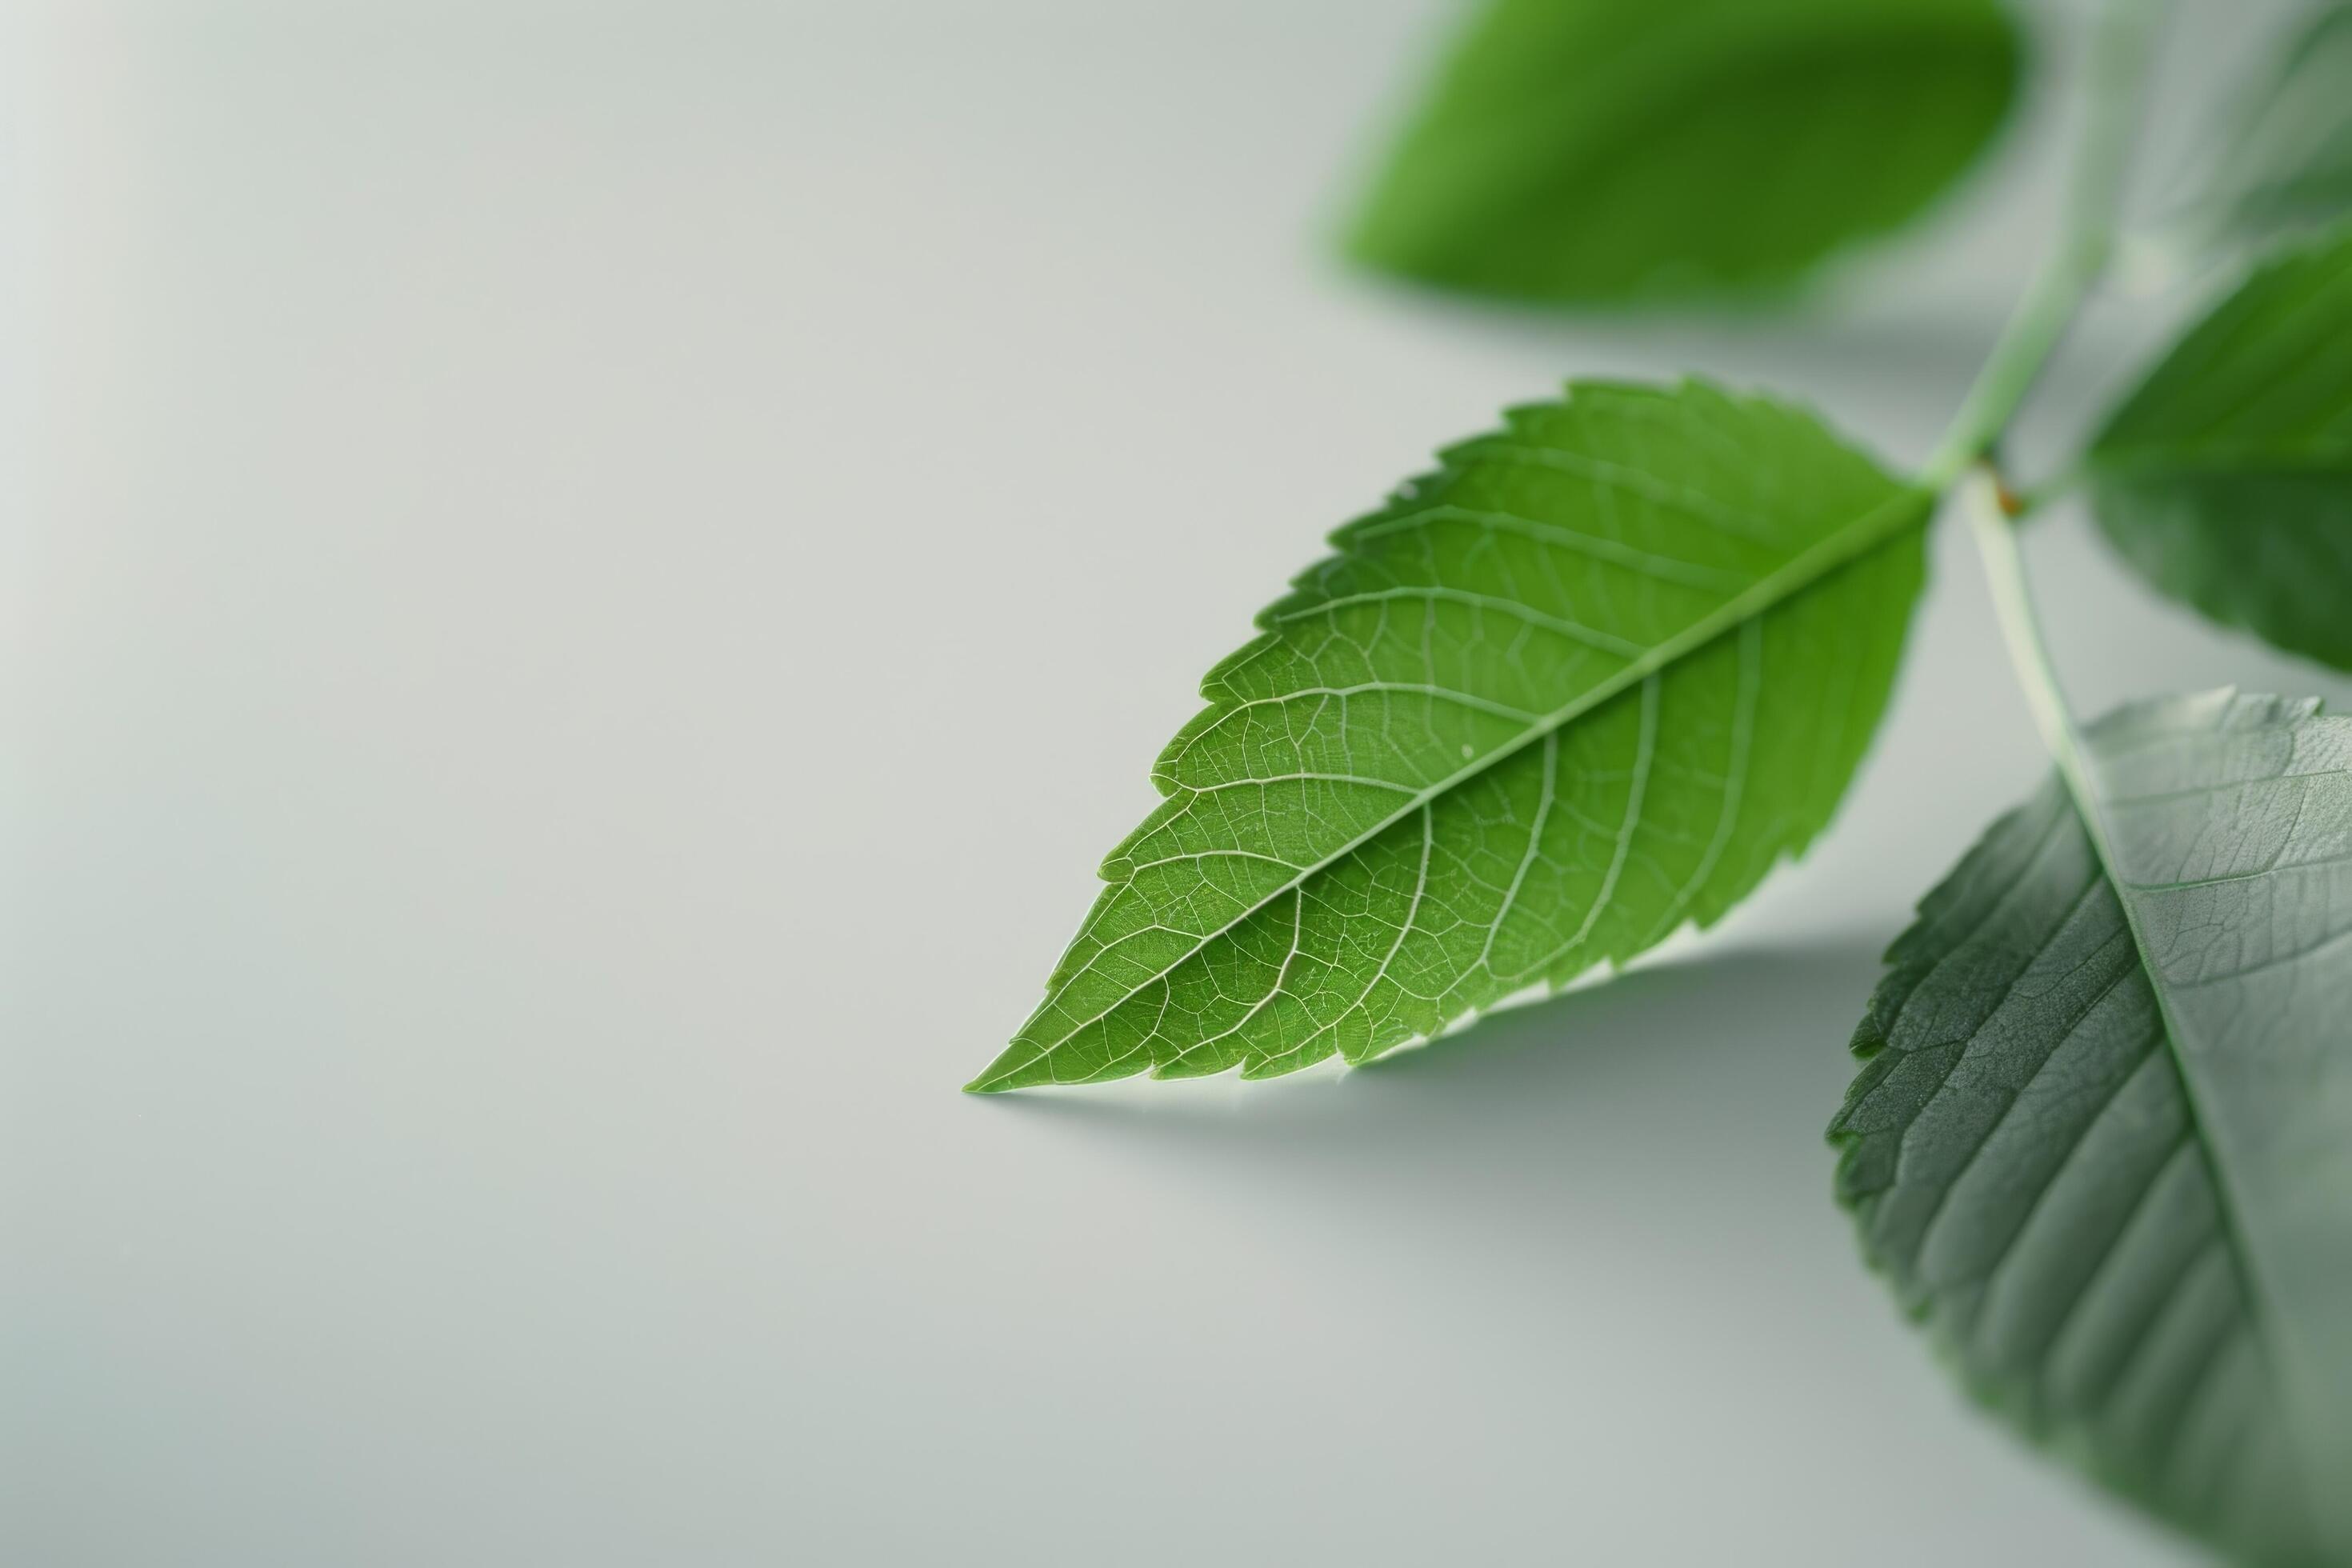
2053;728;2332;1531
982;481;1933;1087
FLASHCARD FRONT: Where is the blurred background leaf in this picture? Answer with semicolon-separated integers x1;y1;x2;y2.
2183;2;2352;251
1346;0;2023;306
2087;224;2352;671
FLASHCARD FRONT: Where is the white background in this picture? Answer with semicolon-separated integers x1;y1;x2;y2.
6;1;2340;1562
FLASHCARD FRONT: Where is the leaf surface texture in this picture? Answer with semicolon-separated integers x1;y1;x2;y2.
1834;692;2352;1565
974;381;1926;1090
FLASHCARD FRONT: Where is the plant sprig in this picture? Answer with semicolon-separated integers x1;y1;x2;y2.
978;2;2352;1558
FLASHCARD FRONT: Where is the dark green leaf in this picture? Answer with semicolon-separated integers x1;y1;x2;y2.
1834;691;2352;1565
972;380;1927;1091
1346;0;2022;304
2087;226;2352;670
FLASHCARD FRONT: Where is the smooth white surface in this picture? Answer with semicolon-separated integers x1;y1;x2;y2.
6;2;2341;1563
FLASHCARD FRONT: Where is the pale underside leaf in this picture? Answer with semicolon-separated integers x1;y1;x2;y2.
2089;225;2352;670
1834;692;2352;1566
973;380;1927;1091
2190;3;2352;249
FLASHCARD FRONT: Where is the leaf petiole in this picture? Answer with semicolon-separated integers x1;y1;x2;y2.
1925;0;2171;487
1944;0;2165;780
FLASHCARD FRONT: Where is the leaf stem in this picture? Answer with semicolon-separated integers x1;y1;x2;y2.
1950;0;2166;783
2010;462;2085;518
1963;470;2090;786
1946;10;2272;1335
1924;0;2170;488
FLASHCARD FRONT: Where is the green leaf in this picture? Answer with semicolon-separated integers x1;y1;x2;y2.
1346;0;2022;304
2195;2;2352;248
973;380;1927;1091
1833;691;2352;1566
2086;226;2352;671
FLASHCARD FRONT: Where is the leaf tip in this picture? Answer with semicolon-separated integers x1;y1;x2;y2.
962;1039;1041;1094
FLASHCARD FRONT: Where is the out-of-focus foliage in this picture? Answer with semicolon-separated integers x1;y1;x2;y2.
2194;3;2352;248
1836;692;2352;1566
2089;226;2352;670
1346;0;2022;304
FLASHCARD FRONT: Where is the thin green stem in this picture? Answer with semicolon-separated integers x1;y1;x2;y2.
1946;6;2272;1348
2011;461;2086;518
1965;478;2297;1497
1965;472;2090;783
1950;0;2167;778
1925;0;2171;488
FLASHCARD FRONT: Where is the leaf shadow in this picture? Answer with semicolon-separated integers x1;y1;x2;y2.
981;939;1890;1298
